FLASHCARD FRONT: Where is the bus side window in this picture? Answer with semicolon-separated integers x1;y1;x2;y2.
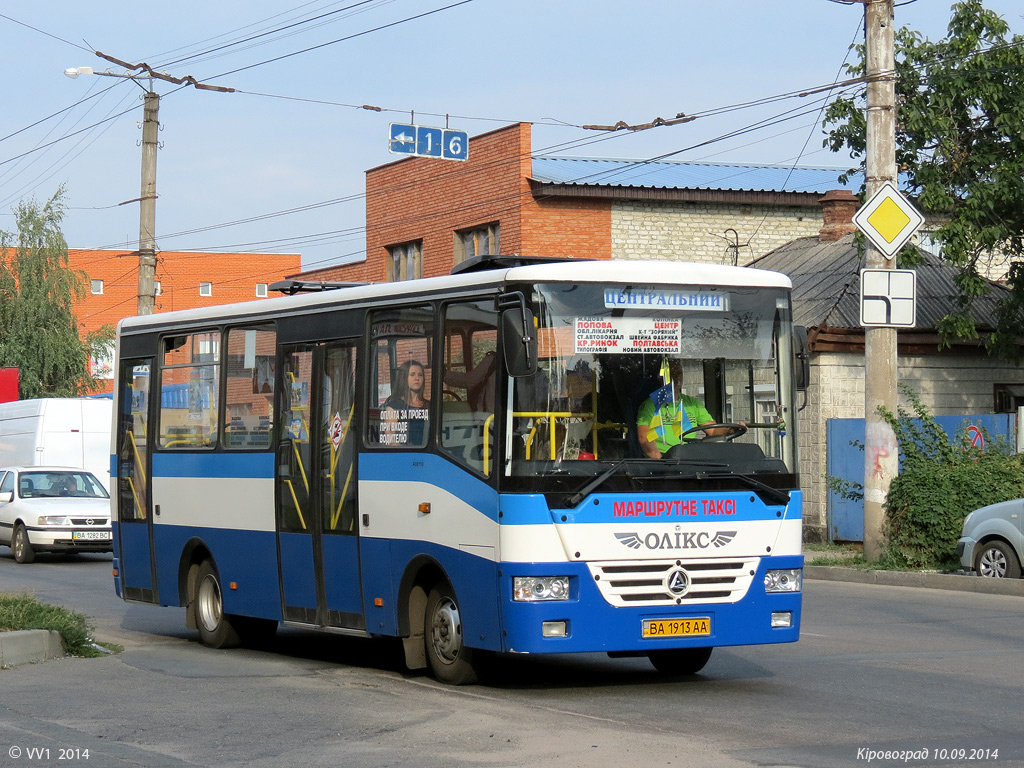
440;300;498;476
366;307;433;450
158;332;220;449
225;325;276;450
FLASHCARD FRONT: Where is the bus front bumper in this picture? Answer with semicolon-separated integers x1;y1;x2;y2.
500;555;802;655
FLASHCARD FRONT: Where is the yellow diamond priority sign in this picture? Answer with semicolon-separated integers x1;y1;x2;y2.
853;181;925;258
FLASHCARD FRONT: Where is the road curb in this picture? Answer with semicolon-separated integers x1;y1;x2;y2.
0;630;64;669
806;565;1024;596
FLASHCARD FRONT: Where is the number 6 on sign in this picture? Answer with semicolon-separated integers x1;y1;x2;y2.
443;129;469;161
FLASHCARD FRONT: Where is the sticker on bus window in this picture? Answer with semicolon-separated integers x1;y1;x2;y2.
371;321;427;338
574;318;681;354
603;287;727;311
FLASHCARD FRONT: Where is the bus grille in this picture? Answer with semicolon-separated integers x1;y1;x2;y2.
586;558;760;607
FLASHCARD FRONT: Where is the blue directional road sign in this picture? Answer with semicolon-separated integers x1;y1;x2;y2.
442;129;468;161
389;123;469;162
389;123;417;155
417;126;443;157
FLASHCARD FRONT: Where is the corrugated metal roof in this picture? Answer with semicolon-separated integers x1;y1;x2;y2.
530;156;862;195
750;233;1007;331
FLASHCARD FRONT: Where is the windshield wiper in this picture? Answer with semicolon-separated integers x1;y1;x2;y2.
566;459;639;507
566;458;727;508
697;471;791;507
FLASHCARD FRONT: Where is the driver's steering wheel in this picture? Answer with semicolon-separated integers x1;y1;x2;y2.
677;422;748;443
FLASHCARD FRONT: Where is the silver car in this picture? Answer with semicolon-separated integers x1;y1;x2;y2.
0;466;112;564
958;499;1024;579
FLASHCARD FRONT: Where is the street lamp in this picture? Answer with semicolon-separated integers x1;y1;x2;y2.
65;65;159;316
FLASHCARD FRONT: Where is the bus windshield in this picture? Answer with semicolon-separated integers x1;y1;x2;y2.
507;281;797;482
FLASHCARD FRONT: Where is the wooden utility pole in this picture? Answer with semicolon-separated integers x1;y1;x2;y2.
862;0;899;561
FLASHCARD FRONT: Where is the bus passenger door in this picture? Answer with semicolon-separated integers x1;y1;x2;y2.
277;342;363;629
115;359;157;603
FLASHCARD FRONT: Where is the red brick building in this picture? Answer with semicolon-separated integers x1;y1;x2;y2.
298;122;612;284
298;121;857;285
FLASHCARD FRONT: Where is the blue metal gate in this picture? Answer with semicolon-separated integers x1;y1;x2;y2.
825;413;1017;541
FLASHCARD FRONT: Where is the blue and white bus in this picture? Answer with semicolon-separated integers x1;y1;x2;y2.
112;256;805;684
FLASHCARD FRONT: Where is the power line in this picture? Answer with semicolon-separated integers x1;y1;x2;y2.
204;0;478;82
0;12;92;53
157;0;390;70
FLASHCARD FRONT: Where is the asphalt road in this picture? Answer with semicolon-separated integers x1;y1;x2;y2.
1;551;1022;768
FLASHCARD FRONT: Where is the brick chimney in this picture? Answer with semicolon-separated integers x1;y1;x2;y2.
818;189;859;242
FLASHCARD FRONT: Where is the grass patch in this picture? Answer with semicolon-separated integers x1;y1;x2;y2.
808;553;869;567
0;592;119;657
804;544;963;572
805;542;864;566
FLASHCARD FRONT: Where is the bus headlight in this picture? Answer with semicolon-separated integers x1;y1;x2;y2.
513;576;570;601
38;516;69;526
764;569;802;593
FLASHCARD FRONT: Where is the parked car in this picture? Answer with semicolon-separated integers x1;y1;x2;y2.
958;499;1024;579
0;466;111;564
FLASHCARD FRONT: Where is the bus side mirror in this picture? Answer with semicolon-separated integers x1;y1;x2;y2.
502;307;538;378
793;326;810;391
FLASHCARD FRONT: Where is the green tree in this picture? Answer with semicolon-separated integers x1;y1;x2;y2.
0;188;111;398
823;1;1024;355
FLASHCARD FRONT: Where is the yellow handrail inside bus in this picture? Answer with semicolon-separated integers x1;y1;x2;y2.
127;477;144;520
331;464;355;531
284;479;307;530
482;413;494;476
513;411;596;460
292;439;309;493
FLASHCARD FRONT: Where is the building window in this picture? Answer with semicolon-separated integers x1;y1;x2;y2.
90;279;103;295
155;281;163;296
200;282;213;297
454;222;499;264
256;283;268;298
994;384;1024;413
386;241;423;282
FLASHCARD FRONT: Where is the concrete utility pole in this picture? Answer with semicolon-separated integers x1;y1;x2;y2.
137;90;159;316
862;0;899;562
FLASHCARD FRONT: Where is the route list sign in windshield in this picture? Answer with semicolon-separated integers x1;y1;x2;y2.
574;318;681;354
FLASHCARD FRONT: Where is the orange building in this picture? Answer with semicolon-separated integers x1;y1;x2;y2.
67;248;301;387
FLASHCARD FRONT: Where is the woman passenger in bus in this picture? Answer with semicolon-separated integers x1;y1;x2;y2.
382;359;429;446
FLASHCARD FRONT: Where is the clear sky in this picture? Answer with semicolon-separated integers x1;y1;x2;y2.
1;0;1021;274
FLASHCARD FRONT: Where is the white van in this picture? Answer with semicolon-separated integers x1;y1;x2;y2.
0;398;112;491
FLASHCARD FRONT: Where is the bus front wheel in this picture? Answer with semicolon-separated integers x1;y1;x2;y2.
648;647;713;676
424;584;478;685
194;560;241;649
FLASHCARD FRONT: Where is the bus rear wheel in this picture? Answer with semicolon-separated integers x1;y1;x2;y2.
194;560;241;649
424;584;478;685
648;647;713;676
